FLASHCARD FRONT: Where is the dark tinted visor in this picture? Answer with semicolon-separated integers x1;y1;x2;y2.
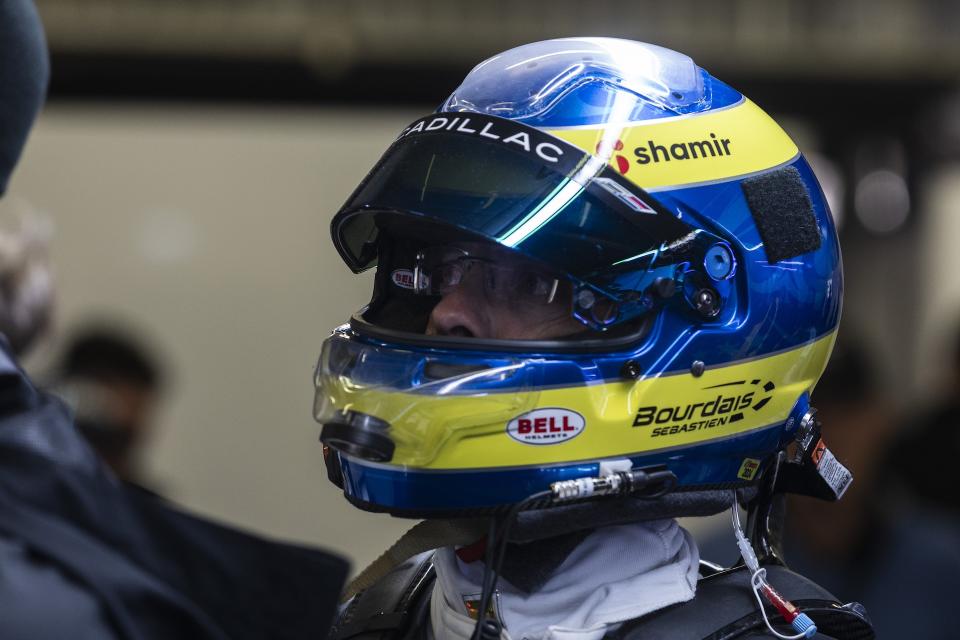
332;113;697;286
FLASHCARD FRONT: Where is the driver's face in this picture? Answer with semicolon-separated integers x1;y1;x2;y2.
424;244;585;340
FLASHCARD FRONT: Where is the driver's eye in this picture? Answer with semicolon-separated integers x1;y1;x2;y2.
522;274;544;295
433;263;463;292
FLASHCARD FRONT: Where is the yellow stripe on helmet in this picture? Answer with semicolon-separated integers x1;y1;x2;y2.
547;99;798;191
327;332;835;471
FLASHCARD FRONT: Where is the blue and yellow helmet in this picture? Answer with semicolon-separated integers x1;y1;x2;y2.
316;38;840;518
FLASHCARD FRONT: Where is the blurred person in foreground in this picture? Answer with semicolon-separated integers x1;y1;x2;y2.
51;326;166;485
0;2;347;639
782;341;960;639
318;38;874;639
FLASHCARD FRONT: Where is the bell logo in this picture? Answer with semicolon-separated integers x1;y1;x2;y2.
507;408;585;445
596;139;630;175
391;269;416;289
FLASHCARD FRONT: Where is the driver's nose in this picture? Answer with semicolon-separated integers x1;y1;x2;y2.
425;281;489;338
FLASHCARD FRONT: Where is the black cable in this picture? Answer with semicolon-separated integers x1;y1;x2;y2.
468;467;677;638
470;517;502;640
471;491;552;640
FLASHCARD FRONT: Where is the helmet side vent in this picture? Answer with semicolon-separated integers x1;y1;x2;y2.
741;166;821;264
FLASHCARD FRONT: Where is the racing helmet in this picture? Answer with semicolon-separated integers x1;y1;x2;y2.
316;38;840;518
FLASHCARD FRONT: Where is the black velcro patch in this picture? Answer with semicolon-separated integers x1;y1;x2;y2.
741;166;821;263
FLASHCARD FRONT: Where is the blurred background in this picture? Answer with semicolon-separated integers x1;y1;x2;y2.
7;0;960;628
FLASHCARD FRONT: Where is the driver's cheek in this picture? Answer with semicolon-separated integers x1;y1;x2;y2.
488;298;580;341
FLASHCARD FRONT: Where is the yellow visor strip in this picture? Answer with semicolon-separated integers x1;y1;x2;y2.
328;331;836;470
546;99;799;191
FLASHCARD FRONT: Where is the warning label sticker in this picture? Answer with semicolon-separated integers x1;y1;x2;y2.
814;444;853;499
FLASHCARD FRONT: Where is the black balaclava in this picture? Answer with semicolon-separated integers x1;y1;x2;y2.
0;0;49;195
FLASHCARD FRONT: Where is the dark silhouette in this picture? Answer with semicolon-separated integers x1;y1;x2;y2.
52;326;165;483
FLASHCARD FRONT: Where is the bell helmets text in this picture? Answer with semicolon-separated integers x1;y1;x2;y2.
508;408;585;445
391;269;416;289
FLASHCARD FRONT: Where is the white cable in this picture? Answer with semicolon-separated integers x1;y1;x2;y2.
749;569;812;640
730;494;814;640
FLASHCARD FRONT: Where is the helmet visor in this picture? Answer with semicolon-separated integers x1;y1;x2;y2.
332;112;699;287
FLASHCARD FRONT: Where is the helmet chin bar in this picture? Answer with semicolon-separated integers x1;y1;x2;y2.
321;408;850;540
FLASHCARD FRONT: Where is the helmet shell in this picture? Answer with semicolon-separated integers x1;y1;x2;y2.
319;38;840;517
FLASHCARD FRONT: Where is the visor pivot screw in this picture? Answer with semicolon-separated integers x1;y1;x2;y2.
621;359;642;380
694;288;721;318
576;289;596;310
690;360;705;377
705;244;736;281
653;277;676;298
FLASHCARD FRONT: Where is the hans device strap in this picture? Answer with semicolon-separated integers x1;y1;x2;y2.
330;551;435;640
329;554;874;640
